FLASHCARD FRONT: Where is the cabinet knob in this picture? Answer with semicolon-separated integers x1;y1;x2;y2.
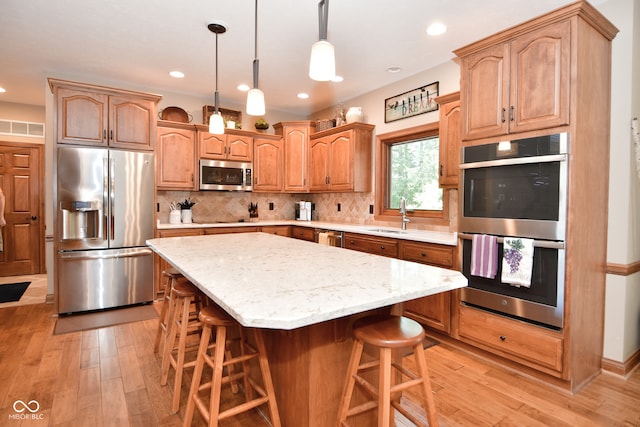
499;335;506;341
380;246;385;250
421;252;426;257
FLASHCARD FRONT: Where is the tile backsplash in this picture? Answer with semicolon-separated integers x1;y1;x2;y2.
157;190;457;232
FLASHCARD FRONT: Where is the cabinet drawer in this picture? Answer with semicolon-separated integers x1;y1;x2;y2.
291;226;316;242
400;241;454;268
204;227;259;234
261;226;291;237
458;305;563;372
344;233;398;258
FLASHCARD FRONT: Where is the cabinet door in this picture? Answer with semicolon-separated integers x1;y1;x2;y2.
283;126;309;192
109;96;155;150
327;131;354;191
157;126;196;190
438;95;461;188
460;43;510;140
56;88;108;146
309;137;330;191
400;240;455;333
253;137;282;192
154;228;204;295
509;20;570;134
199;132;227;159
227;135;253;161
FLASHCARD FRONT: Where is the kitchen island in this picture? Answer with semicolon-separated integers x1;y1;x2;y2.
147;232;466;426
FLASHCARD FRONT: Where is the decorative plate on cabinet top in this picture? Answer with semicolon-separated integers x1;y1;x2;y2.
159;106;191;123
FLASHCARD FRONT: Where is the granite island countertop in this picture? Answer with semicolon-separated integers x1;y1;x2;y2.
147;232;467;330
156;219;458;246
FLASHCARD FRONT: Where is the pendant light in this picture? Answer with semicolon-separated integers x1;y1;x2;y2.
246;0;265;116
309;0;335;81
208;21;226;134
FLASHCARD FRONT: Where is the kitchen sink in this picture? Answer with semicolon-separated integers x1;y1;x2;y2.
367;228;406;234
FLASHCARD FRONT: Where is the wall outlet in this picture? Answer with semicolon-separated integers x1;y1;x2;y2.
337;203;341;212
269;202;274;210
369;204;374;214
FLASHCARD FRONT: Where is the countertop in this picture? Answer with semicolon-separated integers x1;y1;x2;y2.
147;232;467;330
156;219;458;246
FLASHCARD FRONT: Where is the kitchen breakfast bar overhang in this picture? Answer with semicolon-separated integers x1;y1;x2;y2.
147;232;467;426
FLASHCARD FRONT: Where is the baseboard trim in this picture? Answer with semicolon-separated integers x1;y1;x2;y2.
602;348;640;378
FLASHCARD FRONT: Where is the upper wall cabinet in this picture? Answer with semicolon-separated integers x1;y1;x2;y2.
157;121;197;190
253;135;283;192
197;126;253;162
273;121;316;193
456;20;570;140
49;78;160;150
309;123;374;193
435;92;460;188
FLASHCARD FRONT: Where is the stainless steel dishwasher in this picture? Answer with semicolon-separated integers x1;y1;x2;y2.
314;229;344;247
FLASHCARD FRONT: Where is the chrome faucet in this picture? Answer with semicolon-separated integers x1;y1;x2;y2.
399;197;410;230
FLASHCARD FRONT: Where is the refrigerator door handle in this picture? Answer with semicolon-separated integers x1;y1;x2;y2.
103;156;110;242
110;157;115;241
58;247;153;260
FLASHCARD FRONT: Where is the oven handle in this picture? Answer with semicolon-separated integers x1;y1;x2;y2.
459;233;565;250
460;153;567;170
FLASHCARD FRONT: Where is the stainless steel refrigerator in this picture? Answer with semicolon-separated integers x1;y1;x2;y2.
55;146;155;314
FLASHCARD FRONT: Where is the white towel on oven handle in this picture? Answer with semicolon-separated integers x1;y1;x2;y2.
501;237;534;288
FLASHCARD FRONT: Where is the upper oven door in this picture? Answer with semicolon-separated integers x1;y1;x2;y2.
459;134;568;241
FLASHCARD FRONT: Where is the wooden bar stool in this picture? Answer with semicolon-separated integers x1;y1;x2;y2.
153;267;184;353
182;304;281;427
336;315;439;427
161;281;207;414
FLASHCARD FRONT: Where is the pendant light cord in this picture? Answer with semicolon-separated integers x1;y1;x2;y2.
318;0;328;40
253;0;259;90
215;32;220;113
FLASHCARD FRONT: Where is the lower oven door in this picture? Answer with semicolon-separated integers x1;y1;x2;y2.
460;235;565;329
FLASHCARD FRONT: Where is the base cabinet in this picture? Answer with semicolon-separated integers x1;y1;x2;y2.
154;228;204;295
458;305;564;375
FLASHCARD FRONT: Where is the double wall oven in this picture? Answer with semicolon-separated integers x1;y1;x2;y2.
459;133;568;329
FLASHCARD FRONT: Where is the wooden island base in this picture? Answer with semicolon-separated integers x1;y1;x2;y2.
262;311;383;427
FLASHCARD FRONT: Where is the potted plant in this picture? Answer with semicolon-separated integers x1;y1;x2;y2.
254;118;269;133
177;198;196;223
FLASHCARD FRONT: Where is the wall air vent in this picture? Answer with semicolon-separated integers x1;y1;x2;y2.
0;119;45;137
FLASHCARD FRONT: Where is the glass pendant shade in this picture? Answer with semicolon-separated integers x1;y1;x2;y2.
208;112;225;134
309;40;335;81
246;88;265;116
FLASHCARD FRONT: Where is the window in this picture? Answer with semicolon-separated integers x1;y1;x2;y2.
375;122;448;222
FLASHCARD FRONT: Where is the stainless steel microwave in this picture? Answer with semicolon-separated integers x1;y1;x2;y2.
199;159;253;191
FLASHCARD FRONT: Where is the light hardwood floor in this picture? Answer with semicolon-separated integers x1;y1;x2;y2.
0;301;638;426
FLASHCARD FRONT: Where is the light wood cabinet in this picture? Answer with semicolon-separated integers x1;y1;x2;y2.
457;20;570;140
260;225;291;237
458;305;564;374
291;226;315;242
452;2;618;389
253;135;283;192
344;232;398;258
154;228;204;295
273;121;316;193
400;240;456;333
49;79;160;150
435;92;461;188
197;127;253;162
156;122;197;190
309;123;374;192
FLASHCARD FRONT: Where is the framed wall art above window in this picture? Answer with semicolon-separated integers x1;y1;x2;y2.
384;81;439;123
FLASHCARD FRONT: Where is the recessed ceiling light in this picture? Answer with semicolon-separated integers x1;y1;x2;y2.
297;93;309;99
426;23;447;36
169;71;185;78
331;75;344;83
237;84;250;92
387;67;402;73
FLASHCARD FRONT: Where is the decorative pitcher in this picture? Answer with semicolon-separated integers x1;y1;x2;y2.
345;107;364;124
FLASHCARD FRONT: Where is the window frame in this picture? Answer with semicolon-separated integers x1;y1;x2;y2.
374;121;449;224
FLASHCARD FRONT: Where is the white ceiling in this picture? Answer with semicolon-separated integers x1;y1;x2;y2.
0;0;606;115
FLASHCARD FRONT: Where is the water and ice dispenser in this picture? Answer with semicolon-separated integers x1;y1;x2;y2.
59;200;102;240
